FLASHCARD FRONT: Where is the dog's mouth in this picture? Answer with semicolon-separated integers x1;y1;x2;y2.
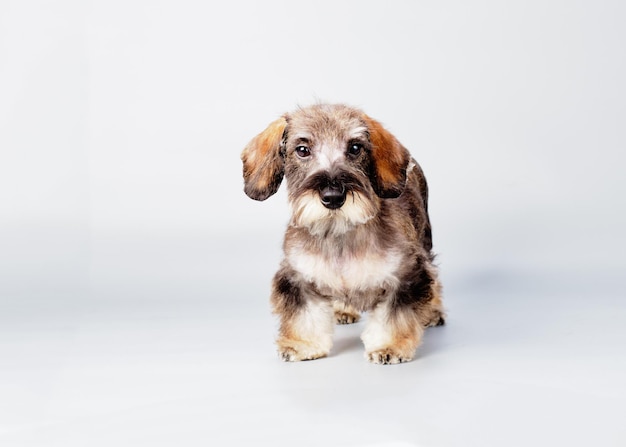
300;171;366;211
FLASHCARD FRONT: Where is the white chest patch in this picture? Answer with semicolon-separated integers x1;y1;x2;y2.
287;246;402;293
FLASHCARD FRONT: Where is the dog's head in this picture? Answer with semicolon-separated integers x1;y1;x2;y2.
241;104;410;234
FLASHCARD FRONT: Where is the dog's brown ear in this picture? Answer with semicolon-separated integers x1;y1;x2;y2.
241;117;288;201
363;115;411;198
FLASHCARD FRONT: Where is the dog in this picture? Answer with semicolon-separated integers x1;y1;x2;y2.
241;104;444;364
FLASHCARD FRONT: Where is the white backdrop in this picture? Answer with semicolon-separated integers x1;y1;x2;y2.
2;0;624;294
1;1;626;446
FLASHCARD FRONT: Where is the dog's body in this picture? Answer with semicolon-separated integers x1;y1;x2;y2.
241;104;444;364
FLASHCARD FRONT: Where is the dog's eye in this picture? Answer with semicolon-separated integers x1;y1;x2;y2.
295;146;311;158
347;143;363;157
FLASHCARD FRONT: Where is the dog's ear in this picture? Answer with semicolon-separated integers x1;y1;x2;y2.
363;115;411;198
241;117;288;201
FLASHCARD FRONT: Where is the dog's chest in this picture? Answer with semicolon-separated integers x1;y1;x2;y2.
287;244;401;293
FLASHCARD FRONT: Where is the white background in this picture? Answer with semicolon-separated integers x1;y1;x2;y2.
1;1;625;446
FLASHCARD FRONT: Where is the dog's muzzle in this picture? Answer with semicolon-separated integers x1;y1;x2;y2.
320;180;346;210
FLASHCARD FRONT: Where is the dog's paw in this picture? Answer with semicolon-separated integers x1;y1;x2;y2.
335;311;361;325
278;344;329;362
333;302;361;325
426;313;445;327
366;347;413;365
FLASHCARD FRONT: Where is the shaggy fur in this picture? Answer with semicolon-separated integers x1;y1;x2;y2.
241;104;444;364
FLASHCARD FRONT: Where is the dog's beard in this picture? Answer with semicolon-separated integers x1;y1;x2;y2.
290;190;378;236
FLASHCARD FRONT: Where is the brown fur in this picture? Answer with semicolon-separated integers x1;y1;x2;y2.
241;117;287;200
242;104;444;364
362;115;411;198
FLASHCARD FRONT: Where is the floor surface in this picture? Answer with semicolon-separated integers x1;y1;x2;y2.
1;233;625;447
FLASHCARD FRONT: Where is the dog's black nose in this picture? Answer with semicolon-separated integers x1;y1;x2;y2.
320;183;346;209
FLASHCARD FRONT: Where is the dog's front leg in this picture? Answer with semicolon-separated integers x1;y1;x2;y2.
361;298;425;365
362;260;443;364
271;268;334;361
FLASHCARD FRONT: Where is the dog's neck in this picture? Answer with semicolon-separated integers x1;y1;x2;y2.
287;213;387;255
290;216;366;239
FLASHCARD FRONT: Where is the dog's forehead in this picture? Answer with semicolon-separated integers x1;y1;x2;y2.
287;105;368;143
